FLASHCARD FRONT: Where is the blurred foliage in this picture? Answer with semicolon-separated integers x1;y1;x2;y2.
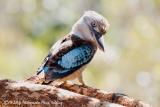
0;0;160;106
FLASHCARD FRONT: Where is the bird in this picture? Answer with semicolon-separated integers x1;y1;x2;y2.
27;11;110;86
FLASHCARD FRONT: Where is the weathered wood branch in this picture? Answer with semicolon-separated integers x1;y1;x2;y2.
0;79;151;107
58;82;151;107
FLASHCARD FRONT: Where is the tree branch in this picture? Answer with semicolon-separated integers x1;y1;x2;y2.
0;79;151;107
58;82;151;107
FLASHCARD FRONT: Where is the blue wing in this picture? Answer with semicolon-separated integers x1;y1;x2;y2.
37;35;96;82
46;45;95;80
57;45;94;70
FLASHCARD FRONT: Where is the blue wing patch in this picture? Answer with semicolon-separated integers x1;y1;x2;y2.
57;45;94;72
37;44;96;81
43;67;49;73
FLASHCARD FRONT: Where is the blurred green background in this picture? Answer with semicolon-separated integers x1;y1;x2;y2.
0;0;160;106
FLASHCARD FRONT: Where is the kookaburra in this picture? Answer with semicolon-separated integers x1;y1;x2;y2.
28;11;110;86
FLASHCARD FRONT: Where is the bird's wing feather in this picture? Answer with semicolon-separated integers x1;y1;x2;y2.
37;35;96;82
57;45;94;69
37;35;72;74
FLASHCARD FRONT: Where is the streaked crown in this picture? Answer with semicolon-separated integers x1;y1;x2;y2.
82;11;110;35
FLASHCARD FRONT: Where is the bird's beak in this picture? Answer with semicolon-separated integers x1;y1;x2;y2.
88;25;106;52
94;34;105;52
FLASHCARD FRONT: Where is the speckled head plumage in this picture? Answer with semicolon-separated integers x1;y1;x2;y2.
71;11;110;51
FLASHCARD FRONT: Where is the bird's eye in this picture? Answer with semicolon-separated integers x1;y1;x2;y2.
91;22;97;27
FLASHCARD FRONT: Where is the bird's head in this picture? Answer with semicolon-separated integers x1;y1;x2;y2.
71;11;110;51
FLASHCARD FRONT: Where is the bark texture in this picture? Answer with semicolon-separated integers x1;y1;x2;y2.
0;79;151;107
